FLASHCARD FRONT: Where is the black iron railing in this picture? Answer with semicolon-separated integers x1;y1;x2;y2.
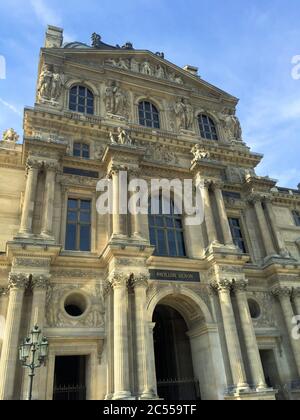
53;384;86;401
157;378;201;401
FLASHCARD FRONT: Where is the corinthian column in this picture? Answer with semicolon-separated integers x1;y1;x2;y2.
0;273;29;400
264;199;290;257
212;181;234;246
110;273;131;399
203;180;218;245
41;162;58;238
273;287;300;377
251;196;276;257
132;274;156;399
233;279;267;390
19;158;40;235
212;279;249;391
129;169;144;239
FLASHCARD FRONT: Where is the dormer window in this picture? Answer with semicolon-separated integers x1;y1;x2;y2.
69;85;94;115
198;114;218;140
73;143;90;159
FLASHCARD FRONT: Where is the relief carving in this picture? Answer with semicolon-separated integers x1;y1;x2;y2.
38;64;64;104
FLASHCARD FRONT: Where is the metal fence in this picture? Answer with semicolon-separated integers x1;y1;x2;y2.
157;378;201;401
53;384;86;401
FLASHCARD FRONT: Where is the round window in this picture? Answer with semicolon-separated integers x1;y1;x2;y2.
64;293;87;318
248;299;261;319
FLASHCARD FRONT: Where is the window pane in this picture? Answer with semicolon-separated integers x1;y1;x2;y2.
65;224;77;250
81;200;91;210
80;212;91;223
157;229;167;255
176;231;186;256
78;105;85;113
80;225;91;251
67;211;77;222
68;199;78;209
149;227;156;246
167;230;177;256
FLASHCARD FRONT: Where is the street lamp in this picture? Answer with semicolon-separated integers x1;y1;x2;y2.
19;325;49;400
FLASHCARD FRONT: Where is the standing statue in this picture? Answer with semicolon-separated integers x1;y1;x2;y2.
130;58;140;72
105;82;127;116
2;128;19;143
109;128;133;146
38;64;63;103
156;65;165;79
140;60;152;76
218;109;243;142
38;64;53;100
174;98;194;131
191;144;210;163
118;58;129;70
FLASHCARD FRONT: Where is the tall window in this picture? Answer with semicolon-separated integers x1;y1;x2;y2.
292;210;300;226
228;218;247;253
148;194;186;257
198;114;218;140
65;199;91;251
138;101;160;129
69;85;94;115
73;143;90;159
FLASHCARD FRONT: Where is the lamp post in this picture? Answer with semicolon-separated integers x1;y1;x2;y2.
19;325;49;400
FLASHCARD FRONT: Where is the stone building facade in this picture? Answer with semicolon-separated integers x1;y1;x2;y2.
0;25;300;400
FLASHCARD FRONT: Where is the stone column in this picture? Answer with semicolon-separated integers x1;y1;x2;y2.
264;199;290;257
110;167;127;238
129;170;143;239
273;287;300;377
25;275;50;400
293;288;300;316
132;274;155;399
212;279;249;391
252;197;276;257
19;158;40;235
203;180;218;245
41;162;58;238
233;280;267;390
147;322;158;397
0;273;29;400
111;273;131;399
212;181;234;246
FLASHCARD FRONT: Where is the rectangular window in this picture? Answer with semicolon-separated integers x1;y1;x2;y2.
228;218;247;254
65;199;91;251
292;211;300;226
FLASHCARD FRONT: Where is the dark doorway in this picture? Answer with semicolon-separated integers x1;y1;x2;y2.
153;304;201;400
53;356;87;400
260;350;285;400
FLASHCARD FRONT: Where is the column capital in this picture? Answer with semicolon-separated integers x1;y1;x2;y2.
211;278;233;292
211;180;225;191
233;278;249;292
272;286;292;298
26;157;43;172
44;160;59;172
292;287;300;299
8;273;30;290
31;274;51;290
109;272;130;289
131;273;149;289
108;164;128;178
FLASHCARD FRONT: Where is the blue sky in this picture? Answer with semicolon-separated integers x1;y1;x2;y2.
0;0;299;188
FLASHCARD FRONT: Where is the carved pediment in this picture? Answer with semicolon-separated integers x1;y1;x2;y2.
56;49;237;103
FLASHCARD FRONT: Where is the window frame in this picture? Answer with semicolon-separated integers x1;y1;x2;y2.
148;194;186;258
228;217;247;254
198;114;218;141
292;210;300;227
138;101;160;129
65;198;92;252
73;142;90;160
69;85;94;115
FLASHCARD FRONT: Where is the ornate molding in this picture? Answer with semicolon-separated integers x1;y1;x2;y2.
233;278;248;292
31;274;51;290
211;278;233;292
13;258;51;269
109;272;130;289
272;286;292;298
131;273;149;289
8;273;30;290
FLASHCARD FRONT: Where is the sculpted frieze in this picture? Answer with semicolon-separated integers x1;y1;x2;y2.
37;64;64;105
46;284;105;328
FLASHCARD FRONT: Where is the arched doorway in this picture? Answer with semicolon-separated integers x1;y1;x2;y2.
153;304;201;400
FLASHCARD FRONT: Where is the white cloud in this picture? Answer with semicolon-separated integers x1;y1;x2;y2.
30;0;62;26
0;98;22;117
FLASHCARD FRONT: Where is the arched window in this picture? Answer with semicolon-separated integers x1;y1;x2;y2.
73;143;90;159
198;114;218;140
69;85;94;115
138;101;160;129
148;193;186;257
